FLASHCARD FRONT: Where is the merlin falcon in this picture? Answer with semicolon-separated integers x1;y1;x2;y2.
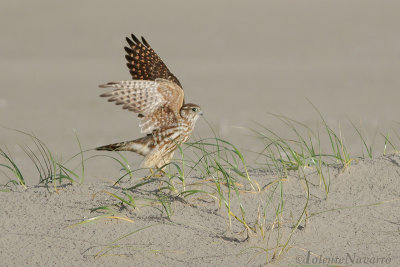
97;34;202;170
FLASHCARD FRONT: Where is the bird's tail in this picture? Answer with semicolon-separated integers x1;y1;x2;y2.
96;135;153;156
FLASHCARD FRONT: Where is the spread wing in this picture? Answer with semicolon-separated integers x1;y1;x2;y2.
125;34;182;88
99;79;184;134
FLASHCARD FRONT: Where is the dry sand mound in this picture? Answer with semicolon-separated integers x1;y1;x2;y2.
1;155;399;266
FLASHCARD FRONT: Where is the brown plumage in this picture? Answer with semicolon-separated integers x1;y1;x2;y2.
124;34;182;87
97;34;202;170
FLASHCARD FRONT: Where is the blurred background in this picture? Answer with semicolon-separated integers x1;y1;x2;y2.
1;0;400;170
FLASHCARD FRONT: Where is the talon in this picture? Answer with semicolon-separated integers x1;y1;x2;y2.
147;168;165;178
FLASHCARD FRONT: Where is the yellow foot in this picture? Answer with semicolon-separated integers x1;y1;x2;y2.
147;168;166;178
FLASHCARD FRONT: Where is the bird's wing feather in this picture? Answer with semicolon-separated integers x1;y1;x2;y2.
125;34;182;87
99;79;184;134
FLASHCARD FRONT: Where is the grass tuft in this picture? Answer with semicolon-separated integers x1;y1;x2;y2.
0;147;26;189
0;128;85;191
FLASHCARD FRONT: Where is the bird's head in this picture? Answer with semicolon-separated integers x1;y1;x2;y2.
180;103;203;122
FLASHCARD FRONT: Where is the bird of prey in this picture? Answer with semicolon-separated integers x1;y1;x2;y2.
97;34;202;171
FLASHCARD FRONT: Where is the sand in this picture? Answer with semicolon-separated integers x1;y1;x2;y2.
1;0;400;266
1;155;399;266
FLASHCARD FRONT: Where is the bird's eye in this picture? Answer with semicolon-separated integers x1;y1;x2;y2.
192;108;198;112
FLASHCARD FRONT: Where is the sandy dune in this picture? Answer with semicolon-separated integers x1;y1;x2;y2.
1;155;399;266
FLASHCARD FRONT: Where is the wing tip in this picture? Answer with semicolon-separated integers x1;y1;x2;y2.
141;36;150;47
126;33;149;48
131;33;140;43
99;92;111;97
124;46;133;54
99;82;118;88
126;36;134;47
125;54;133;62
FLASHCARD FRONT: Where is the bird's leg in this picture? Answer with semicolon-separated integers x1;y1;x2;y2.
143;168;155;180
148;168;165;178
158;167;166;176
148;168;159;178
